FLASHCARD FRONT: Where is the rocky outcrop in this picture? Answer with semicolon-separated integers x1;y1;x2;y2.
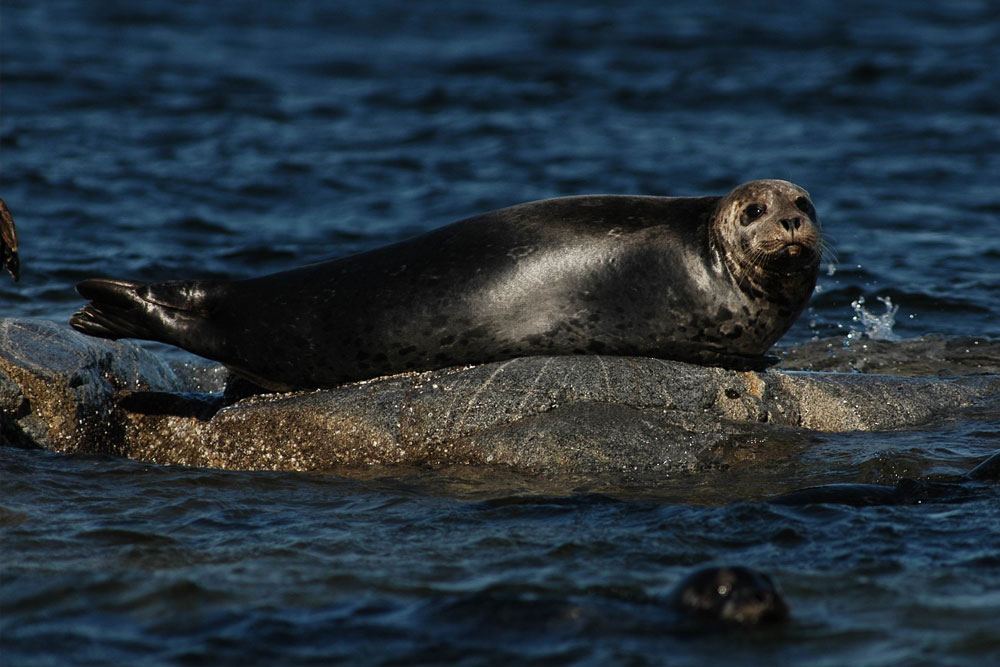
2;318;999;475
0;318;185;452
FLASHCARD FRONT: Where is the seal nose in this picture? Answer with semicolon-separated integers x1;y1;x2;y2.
780;217;802;231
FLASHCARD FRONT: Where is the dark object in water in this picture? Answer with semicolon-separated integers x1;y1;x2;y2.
770;450;1000;507
670;565;789;625
1;198;19;282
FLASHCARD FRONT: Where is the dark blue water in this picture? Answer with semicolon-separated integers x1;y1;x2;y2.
3;1;1000;664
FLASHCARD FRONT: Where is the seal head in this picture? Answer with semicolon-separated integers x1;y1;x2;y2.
712;179;821;303
671;565;789;625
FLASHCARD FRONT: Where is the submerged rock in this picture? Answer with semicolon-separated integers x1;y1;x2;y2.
775;334;1000;376
2;317;999;477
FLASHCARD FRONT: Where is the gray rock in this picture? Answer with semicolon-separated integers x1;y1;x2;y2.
2;318;999;477
0;318;184;452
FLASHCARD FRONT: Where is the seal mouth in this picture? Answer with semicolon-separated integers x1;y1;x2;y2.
760;242;817;272
779;242;815;261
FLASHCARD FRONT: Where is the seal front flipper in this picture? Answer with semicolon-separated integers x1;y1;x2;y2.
70;278;219;352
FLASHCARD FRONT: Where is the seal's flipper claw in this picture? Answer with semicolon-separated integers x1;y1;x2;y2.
71;279;155;340
70;277;224;368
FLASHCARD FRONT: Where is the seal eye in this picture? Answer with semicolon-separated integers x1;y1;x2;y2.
741;204;766;226
795;197;815;218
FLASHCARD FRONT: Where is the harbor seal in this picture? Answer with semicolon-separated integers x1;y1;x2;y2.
427;564;788;633
671;565;789;625
70;179;821;390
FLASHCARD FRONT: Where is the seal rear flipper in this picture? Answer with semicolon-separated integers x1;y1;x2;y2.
71;279;154;340
70;278;217;349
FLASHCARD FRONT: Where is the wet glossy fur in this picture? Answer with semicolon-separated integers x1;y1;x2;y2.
71;180;821;390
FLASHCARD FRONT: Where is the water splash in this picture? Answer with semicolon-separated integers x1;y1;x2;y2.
845;295;901;344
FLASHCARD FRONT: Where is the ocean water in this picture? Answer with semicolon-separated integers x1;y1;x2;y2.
2;0;1000;664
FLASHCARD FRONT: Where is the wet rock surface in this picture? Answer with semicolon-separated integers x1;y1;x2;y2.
0;319;184;452
2;318;999;477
